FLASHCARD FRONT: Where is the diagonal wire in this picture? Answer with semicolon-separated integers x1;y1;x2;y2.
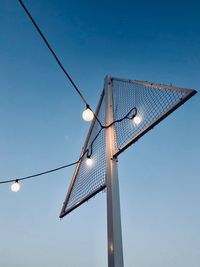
0;159;78;184
0;150;88;185
0;107;137;185
18;0;88;106
18;0;106;129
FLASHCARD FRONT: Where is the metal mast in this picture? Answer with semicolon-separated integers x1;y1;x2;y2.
105;76;124;267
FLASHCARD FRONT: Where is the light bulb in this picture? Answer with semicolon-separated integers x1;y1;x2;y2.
82;107;94;122
133;115;142;125
11;180;20;192
86;156;93;167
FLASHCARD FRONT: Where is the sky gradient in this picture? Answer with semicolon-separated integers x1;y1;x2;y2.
0;1;200;266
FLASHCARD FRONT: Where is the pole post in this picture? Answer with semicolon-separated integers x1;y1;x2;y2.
105;76;124;267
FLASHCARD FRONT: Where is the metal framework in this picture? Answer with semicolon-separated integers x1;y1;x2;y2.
60;76;196;267
105;77;124;267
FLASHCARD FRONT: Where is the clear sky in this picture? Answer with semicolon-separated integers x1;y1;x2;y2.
0;0;199;266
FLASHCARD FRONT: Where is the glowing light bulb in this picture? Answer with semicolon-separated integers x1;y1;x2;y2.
133;115;142;125
82;107;94;122
11;180;20;192
86;156;93;167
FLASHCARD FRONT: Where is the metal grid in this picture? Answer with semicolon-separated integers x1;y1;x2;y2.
60;91;106;216
112;78;196;156
60;76;196;217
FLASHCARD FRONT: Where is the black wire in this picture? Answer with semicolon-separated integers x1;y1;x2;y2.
87;107;137;158
0;163;76;184
2;2;139;187
0;149;88;184
92;112;104;128
18;0;88;106
1;1;137;186
18;0;105;131
102;107;137;129
87;128;103;157
0;107;137;185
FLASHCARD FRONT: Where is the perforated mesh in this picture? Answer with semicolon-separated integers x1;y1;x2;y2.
60;77;196;217
63;92;106;214
112;78;192;154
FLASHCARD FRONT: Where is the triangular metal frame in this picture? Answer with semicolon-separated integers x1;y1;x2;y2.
60;76;196;267
112;77;196;157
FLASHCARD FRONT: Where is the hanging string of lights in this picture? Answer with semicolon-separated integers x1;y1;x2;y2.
18;0;95;122
0;108;141;192
0;2;143;192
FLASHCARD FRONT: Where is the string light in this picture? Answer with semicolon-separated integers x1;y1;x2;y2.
82;105;94;122
86;155;93;167
18;0;90;108
19;0;99;124
0;107;137;188
11;180;20;192
133;115;142;125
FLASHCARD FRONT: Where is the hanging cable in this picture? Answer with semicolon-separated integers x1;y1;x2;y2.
0;148;90;185
18;0;88;106
0;155;81;185
18;0;105;128
89;107;137;156
0;107;137;185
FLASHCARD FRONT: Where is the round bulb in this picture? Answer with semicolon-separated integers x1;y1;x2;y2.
82;108;94;122
11;181;20;192
133;116;142;125
86;157;93;167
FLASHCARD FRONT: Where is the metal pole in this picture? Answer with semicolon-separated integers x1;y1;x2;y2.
105;76;124;267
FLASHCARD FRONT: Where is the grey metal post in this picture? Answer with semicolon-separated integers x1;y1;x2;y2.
105;76;124;267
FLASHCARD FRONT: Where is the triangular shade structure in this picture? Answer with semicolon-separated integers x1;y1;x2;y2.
60;76;196;218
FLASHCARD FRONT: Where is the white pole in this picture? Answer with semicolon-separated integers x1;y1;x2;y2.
105;76;124;267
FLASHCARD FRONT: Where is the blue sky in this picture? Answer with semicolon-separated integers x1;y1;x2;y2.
0;0;199;266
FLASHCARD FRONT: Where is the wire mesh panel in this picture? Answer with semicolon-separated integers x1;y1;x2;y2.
112;77;196;156
60;91;106;217
60;76;196;218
